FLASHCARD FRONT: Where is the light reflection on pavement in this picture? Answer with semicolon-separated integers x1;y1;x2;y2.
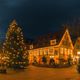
0;65;80;80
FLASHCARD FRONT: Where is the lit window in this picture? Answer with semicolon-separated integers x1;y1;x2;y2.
49;48;53;54
68;49;70;55
77;51;80;55
30;45;33;49
60;48;63;54
50;39;56;45
54;50;58;55
64;48;67;54
71;50;72;54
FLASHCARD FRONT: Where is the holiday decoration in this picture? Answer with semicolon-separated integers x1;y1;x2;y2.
3;20;29;69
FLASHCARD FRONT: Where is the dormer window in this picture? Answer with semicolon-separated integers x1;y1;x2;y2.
30;44;33;49
50;39;56;45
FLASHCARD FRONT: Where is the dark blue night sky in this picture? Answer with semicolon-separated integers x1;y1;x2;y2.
0;0;80;39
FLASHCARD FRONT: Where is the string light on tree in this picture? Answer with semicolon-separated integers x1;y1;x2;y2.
3;19;29;69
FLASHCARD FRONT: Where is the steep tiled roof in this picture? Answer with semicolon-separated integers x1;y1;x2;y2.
33;29;66;49
71;35;78;46
25;38;34;50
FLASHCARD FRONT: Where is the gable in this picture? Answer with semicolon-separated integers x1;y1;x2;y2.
59;29;73;49
74;37;80;50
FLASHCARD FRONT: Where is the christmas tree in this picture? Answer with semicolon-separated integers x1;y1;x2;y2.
3;20;29;69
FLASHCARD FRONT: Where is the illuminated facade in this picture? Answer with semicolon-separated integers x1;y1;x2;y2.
74;37;80;63
28;29;74;64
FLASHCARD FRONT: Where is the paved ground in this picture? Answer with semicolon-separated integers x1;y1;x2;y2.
0;65;80;80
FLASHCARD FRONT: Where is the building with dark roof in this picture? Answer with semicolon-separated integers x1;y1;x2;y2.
28;28;74;64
